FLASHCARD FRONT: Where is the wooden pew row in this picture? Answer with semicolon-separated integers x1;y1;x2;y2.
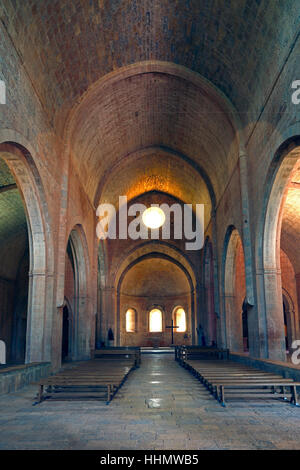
180;358;300;407
92;347;141;367
36;357;136;405
175;346;229;362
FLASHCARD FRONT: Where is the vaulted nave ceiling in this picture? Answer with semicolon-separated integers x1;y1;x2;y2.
1;0;298;126
1;0;299;211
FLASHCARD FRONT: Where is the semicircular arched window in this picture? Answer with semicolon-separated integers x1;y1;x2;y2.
125;308;137;333
173;307;186;333
149;308;163;332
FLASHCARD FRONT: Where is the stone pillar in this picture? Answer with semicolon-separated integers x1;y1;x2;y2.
51;306;64;371
43;272;55;362
196;281;204;345
101;286;115;346
191;288;196;344
211;210;223;347
25;271;47;364
239;151;271;359
239;151;255;306
224;293;243;353
263;268;286;361
253;269;269;358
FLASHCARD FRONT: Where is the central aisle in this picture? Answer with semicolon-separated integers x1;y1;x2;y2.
116;352;213;410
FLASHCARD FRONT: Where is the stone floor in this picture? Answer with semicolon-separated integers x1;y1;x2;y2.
0;353;300;450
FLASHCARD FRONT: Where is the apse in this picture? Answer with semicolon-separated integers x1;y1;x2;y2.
119;257;191;347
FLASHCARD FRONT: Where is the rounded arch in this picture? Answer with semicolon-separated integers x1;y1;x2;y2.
113;240;197;291
117;252;194;294
0;138;54;363
258;137;300;361
222;226;246;352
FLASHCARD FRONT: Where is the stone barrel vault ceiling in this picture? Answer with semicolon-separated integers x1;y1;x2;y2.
0;0;299;221
0;0;299;129
98;147;212;228
69;68;238;207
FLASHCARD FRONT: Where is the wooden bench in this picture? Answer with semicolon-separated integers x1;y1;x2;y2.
176;345;229;363
180;358;300;407
92;347;141;367
36;357;136;405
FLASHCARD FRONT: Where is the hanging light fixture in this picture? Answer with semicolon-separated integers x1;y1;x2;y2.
142;206;165;229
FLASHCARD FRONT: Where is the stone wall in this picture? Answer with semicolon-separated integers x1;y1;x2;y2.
0;363;52;396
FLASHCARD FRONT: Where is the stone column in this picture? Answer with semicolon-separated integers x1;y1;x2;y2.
224;293;243;353
25;270;47;364
239;151;255;306
211;210;223;347
101;286;115;346
263;268;286;361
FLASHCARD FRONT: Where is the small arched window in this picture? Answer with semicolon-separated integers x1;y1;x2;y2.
126;308;137;333
173;307;186;332
149;308;163;332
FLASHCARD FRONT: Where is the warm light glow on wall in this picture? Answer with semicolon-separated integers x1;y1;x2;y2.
149;308;163;332
142;207;165;229
174;307;186;332
125;308;136;332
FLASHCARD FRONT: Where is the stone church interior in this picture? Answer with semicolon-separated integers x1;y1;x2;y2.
0;0;300;452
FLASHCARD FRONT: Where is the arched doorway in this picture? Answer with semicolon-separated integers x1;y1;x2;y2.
262;139;300;360
63;226;91;362
223;226;247;352
0;157;29;363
